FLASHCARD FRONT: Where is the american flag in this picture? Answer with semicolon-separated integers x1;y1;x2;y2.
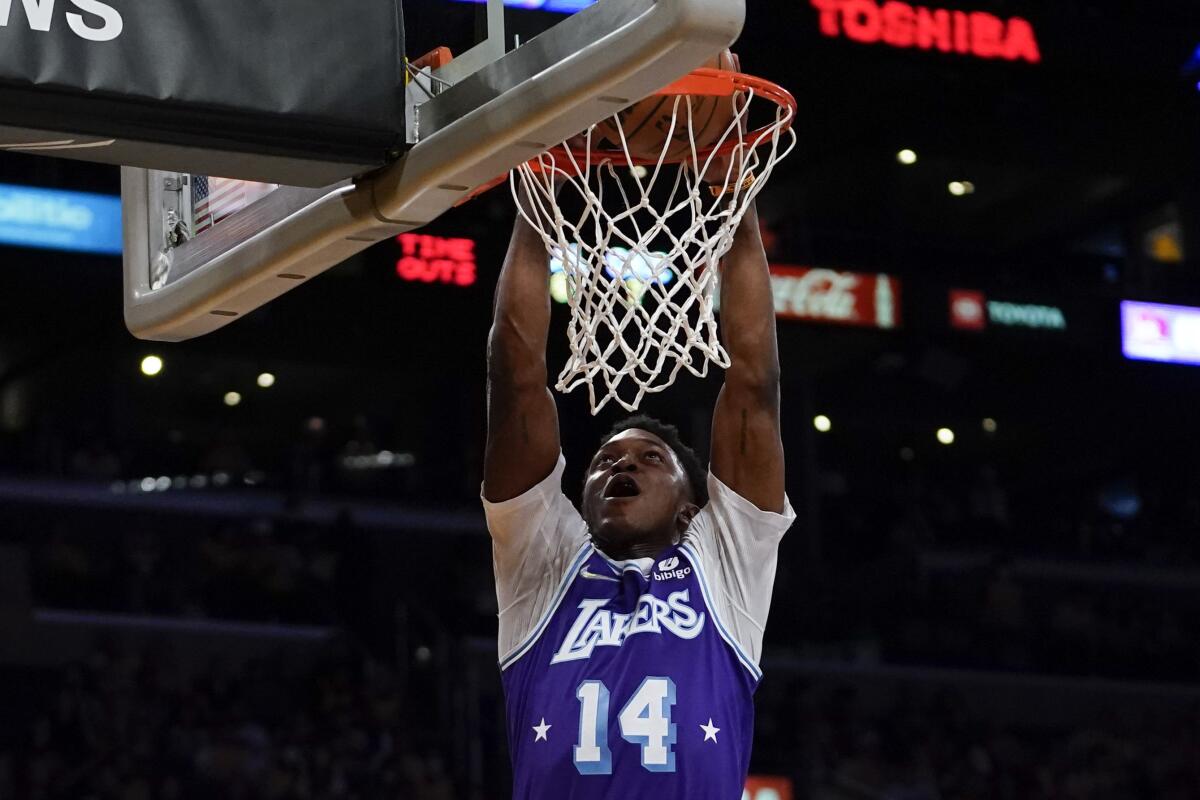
191;176;278;235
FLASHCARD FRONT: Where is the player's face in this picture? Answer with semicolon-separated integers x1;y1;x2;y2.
582;429;694;556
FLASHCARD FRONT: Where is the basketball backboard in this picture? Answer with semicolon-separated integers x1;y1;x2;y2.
0;0;409;187
121;0;745;341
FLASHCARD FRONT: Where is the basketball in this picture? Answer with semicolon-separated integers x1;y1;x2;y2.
597;49;737;162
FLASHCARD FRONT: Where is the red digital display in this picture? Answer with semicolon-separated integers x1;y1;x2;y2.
395;234;477;287
810;0;1041;64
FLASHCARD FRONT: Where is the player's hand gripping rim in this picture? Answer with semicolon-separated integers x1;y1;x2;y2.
702;52;754;200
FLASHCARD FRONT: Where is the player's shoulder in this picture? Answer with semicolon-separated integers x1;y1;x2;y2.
482;452;586;538
694;470;796;537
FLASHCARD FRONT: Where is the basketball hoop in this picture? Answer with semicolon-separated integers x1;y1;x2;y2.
511;66;797;414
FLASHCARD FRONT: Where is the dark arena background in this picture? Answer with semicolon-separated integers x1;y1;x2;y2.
2;1;1200;798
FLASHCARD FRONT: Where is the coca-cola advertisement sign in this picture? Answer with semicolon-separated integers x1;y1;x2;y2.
770;265;901;329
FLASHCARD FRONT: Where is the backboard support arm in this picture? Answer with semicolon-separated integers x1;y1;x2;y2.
123;0;745;341
437;0;507;86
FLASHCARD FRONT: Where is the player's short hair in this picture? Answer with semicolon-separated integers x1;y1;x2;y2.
601;415;709;507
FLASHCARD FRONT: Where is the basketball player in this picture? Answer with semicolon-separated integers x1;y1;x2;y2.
482;163;792;794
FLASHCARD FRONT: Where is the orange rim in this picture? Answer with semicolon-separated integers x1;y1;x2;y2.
538;68;796;170
457;68;796;205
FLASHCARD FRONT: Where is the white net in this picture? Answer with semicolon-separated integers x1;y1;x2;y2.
511;76;796;414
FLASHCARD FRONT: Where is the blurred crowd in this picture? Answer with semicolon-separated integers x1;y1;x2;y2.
785;456;1200;682
754;681;1200;800
819;458;1200;566
5;642;1200;800
2;413;436;504
0;639;454;800
787;554;1200;682
7;454;1200;684
29;513;343;625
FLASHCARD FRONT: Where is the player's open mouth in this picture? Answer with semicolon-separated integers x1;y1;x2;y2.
603;474;641;499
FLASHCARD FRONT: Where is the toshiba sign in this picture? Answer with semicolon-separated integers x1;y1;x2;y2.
771;266;901;329
810;0;1041;63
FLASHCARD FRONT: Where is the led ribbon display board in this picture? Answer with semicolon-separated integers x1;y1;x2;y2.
0;183;122;255
1122;300;1200;366
395;234;478;287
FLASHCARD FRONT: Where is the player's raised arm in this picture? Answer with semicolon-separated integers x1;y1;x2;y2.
709;202;786;513
483;213;561;504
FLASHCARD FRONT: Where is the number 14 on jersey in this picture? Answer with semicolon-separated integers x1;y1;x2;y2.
575;677;678;775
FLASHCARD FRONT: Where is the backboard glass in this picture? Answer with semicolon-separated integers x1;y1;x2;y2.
122;0;744;341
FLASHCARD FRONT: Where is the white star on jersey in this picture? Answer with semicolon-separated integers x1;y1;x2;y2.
533;718;552;742
700;718;720;743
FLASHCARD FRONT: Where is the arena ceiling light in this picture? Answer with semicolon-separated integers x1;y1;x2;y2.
948;180;976;196
936;427;956;445
140;355;163;377
982;417;997;433
256;372;276;389
896;149;918;165
223;391;242;407
813;414;832;433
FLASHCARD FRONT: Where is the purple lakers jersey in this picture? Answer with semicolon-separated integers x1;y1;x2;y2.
484;456;795;800
502;542;758;797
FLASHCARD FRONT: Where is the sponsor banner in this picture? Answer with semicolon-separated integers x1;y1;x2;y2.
395;234;477;287
809;0;1041;63
989;300;1066;330
1122;300;1200;366
770;265;901;329
745;775;794;800
949;289;1067;331
0;182;121;255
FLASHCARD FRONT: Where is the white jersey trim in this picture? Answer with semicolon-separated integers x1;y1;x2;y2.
594;549;654;578
679;542;763;681
498;542;592;672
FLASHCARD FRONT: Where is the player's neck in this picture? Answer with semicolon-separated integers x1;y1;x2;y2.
592;534;675;562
